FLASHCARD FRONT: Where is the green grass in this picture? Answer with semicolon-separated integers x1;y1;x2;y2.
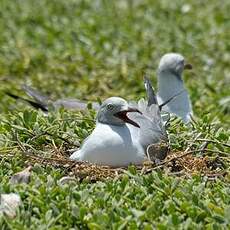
0;0;229;229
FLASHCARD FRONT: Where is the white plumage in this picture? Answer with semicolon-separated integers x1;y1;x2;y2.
157;53;193;123
70;94;166;166
70;122;145;166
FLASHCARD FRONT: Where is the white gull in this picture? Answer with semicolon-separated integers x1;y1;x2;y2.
157;53;193;123
69;97;146;166
70;84;167;166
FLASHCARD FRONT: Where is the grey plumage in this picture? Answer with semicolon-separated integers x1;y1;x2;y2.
6;85;99;112
144;76;158;106
129;77;168;153
157;53;193;122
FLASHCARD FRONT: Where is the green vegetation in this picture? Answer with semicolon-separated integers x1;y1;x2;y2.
0;0;229;229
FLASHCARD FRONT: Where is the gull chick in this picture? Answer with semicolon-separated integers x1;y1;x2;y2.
70;97;146;167
157;53;193;123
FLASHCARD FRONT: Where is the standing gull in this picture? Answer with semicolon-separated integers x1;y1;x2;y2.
157;53;193;123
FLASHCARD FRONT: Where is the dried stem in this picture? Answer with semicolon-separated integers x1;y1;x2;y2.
145;148;229;173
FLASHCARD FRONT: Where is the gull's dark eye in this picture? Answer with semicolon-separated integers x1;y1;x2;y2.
106;103;114;110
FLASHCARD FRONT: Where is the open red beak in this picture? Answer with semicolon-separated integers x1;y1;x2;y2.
114;108;141;128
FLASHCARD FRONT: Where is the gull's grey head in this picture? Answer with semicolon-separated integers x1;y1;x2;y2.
96;97;141;127
158;53;192;79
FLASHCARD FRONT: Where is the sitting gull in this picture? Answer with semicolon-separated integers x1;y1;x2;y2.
70;79;168;166
70;97;146;166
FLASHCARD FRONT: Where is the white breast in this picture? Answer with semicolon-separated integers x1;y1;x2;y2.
70;123;145;167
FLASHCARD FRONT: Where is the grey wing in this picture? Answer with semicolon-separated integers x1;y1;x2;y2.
22;85;49;107
129;99;167;151
129;77;167;149
143;76;168;135
22;85;100;112
139;99;167;141
53;99;100;111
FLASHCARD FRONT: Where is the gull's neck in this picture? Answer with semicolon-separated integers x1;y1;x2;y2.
157;71;192;123
157;71;185;101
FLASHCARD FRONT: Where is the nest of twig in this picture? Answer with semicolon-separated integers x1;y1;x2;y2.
162;153;227;179
23;149;228;181
24;154;123;181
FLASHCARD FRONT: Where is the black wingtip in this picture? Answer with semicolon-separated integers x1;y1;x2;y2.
5;91;48;112
5;91;20;100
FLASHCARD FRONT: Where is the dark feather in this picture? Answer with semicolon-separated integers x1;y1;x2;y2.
6;92;48;112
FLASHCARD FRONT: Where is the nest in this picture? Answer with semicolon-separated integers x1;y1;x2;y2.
24;149;227;181
25;154;123;181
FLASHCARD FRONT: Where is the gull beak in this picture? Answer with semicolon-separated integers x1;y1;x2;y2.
184;63;193;70
126;108;142;114
114;108;142;128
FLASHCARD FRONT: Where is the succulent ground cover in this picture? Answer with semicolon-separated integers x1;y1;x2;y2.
0;0;229;229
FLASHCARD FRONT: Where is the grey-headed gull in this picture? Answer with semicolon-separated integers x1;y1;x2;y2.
69;97;147;166
70;81;168;166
